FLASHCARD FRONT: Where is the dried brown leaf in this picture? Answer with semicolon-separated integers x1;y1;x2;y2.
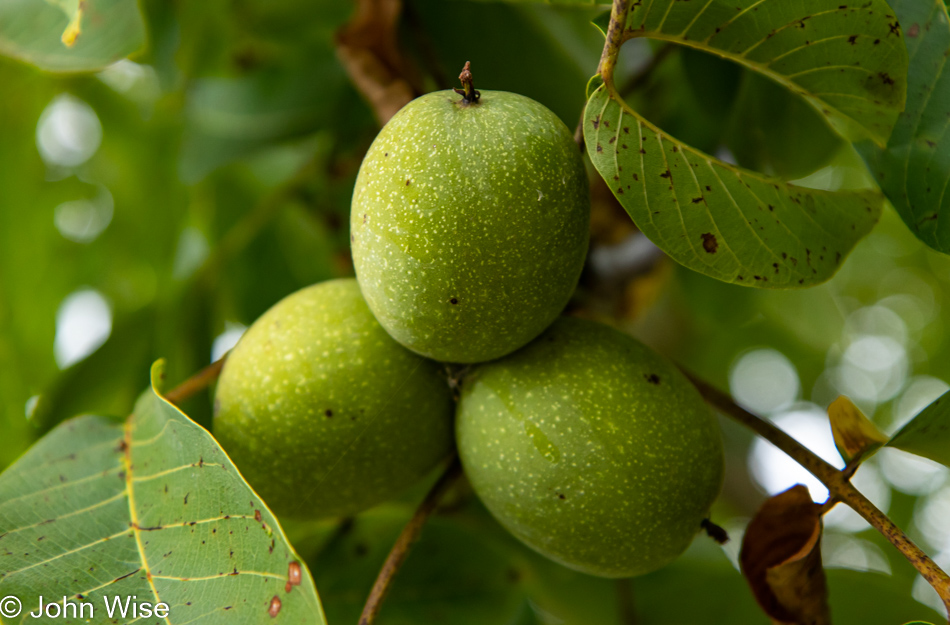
740;485;830;625
336;0;419;125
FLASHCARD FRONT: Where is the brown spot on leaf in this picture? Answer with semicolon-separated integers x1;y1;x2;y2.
288;561;302;587
907;23;920;37
268;596;282;618
701;233;718;254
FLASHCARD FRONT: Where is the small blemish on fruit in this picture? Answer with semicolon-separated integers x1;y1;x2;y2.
406;179;411;186
450;298;459;305
325;409;333;418
645;374;660;385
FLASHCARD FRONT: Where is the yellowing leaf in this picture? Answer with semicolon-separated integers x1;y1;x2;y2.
828;396;887;465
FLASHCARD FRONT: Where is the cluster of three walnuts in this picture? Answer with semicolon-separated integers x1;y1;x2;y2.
214;84;722;578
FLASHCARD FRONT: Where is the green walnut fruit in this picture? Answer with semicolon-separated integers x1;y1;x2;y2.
213;278;454;519
351;77;590;364
456;317;723;577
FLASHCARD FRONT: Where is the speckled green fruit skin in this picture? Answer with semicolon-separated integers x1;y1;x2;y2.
456;318;724;578
213;279;454;519
351;89;590;364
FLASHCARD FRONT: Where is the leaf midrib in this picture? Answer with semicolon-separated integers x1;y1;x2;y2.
123;419;170;625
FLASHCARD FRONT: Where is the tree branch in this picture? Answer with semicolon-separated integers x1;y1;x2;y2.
164;356;227;406
359;456;463;625
686;373;950;614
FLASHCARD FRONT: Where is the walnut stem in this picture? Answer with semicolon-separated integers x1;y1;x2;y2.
453;61;480;104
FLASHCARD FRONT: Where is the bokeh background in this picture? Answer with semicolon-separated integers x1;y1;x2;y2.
1;1;948;622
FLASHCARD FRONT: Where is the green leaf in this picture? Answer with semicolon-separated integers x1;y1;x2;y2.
298;506;529;625
0;0;145;72
724;70;845;180
859;0;950;254
179;57;349;181
585;86;882;288
456;0;606;5
624;1;907;146
585;0;905;288
0;361;326;624
887;389;950;467
29;307;155;437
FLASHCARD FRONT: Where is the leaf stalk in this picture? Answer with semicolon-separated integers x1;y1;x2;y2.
596;0;632;84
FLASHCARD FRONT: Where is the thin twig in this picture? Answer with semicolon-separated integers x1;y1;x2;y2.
164;356;227;406
687;373;950;614
359;456;463;625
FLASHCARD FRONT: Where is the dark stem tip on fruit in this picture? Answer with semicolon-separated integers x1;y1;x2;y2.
453;61;480;105
701;518;730;545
